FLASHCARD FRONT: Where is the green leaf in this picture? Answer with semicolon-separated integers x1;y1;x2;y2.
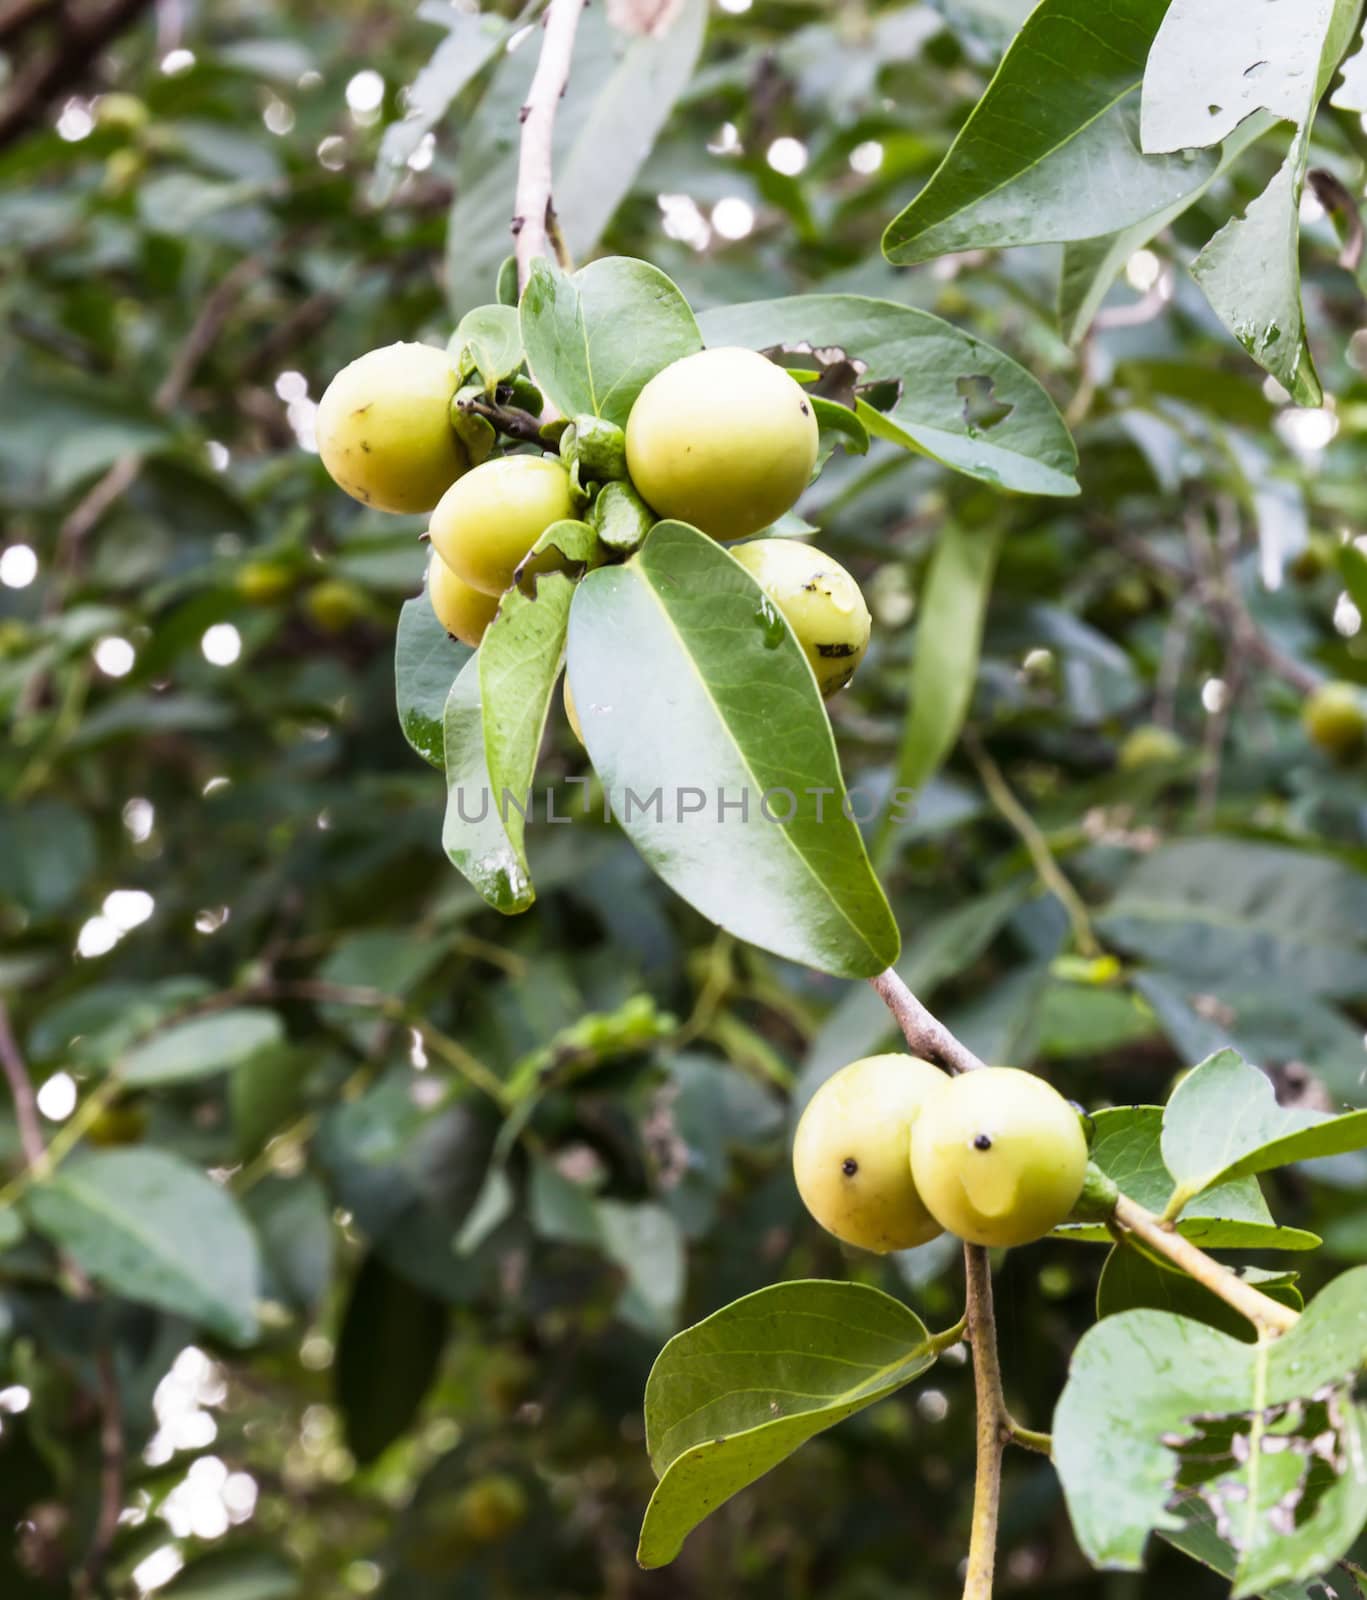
452;303;523;392
1097;839;1367;999
1331;19;1367;112
371;6;511;206
1056;1107;1320;1251
1140;0;1345;154
698;296;1078;498
441;655;530;914
638;1281;937;1568
335;1251;447;1464
121;1007;282;1087
395;594;472;771
1163;1498;1367;1600
0;800;96;916
1055;1268;1367;1595
1162;1049;1367;1202
24;1150;260;1343
809;396;869;456
1097;1246;1302;1343
883;0;1205;266
557;0;708;264
520;256;701;428
1058;115;1271;345
1338;541;1367;617
242;1175;333;1316
598;1200;686;1335
875;521;1000;857
566;522;899;980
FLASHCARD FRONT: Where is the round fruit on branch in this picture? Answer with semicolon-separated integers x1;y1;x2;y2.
731;537;871;696
428;454;575;598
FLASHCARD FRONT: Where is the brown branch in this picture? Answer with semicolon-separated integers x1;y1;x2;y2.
961;1243;1004;1600
512;0;587;291
1308;167;1364;274
458;395;546;444
869;969;987;1075
0;999;46;1168
0;0;155;152
0;0;55;44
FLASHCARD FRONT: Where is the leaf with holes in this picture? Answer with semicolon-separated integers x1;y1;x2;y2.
1055;1268;1367;1595
638;1281;938;1567
1161;1050;1367;1206
699;297;1077;497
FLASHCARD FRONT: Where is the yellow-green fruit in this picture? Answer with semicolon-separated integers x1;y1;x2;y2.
235;559;294;604
452;1475;528;1543
909;1067;1088;1248
94;93;149;134
792;1054;947;1253
624;347;819;541
316;343;467;515
731;538;871;696
429;455;574;597
85;1104;147;1147
305;578;367;633
1303;680;1367;760
563;676;584;745
427;555;500;648
1118;724;1184;770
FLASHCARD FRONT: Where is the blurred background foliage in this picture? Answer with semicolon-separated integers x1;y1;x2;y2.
1;0;1366;1596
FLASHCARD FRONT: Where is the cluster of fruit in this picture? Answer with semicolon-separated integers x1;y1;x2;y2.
315;341;873;722
793;1055;1089;1252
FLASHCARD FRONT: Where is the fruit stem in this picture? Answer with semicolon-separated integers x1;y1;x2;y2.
513;0;588;292
962;1242;1004;1600
1109;1193;1299;1337
870;968;987;1075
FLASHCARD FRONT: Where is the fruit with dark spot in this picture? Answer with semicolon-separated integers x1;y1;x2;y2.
316;343;468;514
429;455;574;597
909;1067;1088;1248
792;1053;946;1253
1303;680;1367;760
624;347;819;541
426;555;501;648
731;537;871;695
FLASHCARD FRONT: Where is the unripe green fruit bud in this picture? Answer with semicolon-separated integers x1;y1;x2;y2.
305;578;367;634
94;93;149;134
426;555;500;648
316;343;468;515
792;1054;947;1253
234;559;294;604
1303;680;1367;760
1118;724;1184;770
590;480;654;553
625;347;819;541
429;455;575;597
731;538;871;696
909;1067;1088;1248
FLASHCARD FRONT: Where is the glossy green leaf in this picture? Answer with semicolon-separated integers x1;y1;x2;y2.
883;0;1204;266
1058;115;1271;345
1056;1107;1320;1251
566;522;899;980
121;1006;282;1087
638;1281;937;1567
395;594;472;771
1097;839;1367;999
1162;1050;1367;1203
441;655;529;914
452;303;523;391
700;296;1078;497
1055;1269;1367;1594
335;1251;447;1464
874;521;1000;860
520;257;700;428
1097;1246;1302;1342
24;1150;260;1343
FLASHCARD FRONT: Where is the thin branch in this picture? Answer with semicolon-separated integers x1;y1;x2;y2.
870;969;987;1075
1110;1194;1298;1337
458;395;547;444
0;998;46;1168
1308;167;1364;273
962;1243;1005;1600
0;0;54;44
512;0;587;291
0;0;155;151
964;732;1100;959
